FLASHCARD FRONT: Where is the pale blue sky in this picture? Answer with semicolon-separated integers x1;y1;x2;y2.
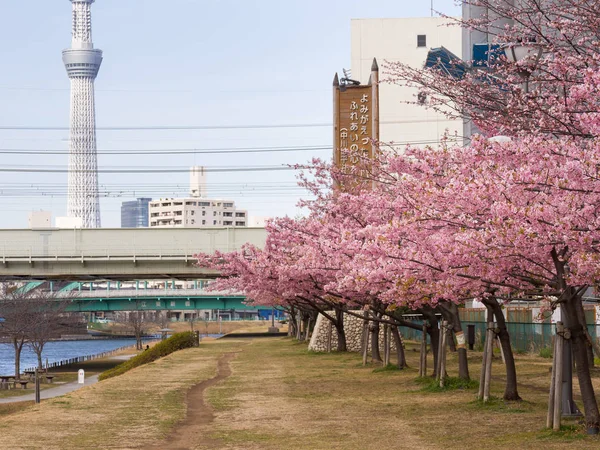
0;0;460;228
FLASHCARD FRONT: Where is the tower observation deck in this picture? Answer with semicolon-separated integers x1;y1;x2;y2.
62;0;102;228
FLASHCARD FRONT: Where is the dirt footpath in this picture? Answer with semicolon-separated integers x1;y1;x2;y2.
145;352;237;450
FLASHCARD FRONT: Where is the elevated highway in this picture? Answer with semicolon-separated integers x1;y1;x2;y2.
0;227;266;281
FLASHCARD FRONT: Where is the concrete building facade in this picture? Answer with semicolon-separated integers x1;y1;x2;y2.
149;198;248;228
351;17;463;146
149;167;248;228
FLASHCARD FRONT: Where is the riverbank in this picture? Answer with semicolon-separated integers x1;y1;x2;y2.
0;338;150;375
0;348;140;403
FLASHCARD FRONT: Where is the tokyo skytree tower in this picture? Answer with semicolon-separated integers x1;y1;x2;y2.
62;0;102;227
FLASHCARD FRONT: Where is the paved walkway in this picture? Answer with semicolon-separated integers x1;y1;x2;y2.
0;354;135;404
0;375;99;404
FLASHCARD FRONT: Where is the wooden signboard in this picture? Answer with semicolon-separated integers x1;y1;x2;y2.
333;58;380;179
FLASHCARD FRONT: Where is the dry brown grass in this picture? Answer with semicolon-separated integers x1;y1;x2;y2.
0;339;247;450
2;337;600;449
202;339;600;450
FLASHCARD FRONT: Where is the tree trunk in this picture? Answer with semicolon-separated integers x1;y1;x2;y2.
391;325;406;369
288;308;297;337
482;297;521;401
421;308;439;377
13;337;24;379
335;308;347;352
36;350;43;370
439;303;469;380
574;297;596;367
448;330;457;352
563;295;600;432
370;314;382;363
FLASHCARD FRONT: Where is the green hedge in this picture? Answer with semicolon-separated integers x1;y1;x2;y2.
99;332;198;381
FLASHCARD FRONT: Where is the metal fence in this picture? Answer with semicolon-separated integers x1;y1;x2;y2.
399;321;600;353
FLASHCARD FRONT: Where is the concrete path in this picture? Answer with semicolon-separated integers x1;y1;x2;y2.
0;375;99;404
0;354;135;404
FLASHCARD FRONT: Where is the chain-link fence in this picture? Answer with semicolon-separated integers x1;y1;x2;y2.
399;320;600;353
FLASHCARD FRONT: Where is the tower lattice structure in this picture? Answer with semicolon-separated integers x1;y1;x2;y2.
62;0;102;228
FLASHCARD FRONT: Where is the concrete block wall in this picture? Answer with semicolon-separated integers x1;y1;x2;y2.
308;311;398;353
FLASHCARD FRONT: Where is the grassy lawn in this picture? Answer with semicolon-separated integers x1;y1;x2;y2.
202;338;600;450
0;339;247;449
0;336;599;449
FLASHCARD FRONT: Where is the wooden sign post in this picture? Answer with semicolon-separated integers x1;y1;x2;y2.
333;58;380;181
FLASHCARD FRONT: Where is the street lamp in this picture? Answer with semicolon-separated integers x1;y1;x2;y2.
493;45;581;419
503;41;542;93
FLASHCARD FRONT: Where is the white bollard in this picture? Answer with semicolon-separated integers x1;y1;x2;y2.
78;369;85;384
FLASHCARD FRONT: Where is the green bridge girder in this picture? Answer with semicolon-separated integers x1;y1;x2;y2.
64;296;265;312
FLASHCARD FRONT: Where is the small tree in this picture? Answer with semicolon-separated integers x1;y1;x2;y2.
118;304;158;350
0;283;33;378
28;291;81;370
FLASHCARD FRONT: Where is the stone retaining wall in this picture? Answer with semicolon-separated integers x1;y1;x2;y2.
308;311;398;353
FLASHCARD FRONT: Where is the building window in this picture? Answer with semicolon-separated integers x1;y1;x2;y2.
202;210;206;216
202;220;206;225
417;34;427;48
213;220;217;225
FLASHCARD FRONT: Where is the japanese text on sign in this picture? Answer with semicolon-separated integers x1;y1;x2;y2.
335;85;373;174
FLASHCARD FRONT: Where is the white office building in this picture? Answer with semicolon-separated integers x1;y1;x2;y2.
351;17;463;146
149;198;248;228
149;166;248;228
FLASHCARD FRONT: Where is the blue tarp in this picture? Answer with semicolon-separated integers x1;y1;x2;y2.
472;43;503;67
425;46;467;79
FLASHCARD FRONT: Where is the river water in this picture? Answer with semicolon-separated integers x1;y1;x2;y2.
0;339;139;375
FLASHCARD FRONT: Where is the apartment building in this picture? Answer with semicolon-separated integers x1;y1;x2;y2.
149;198;248;228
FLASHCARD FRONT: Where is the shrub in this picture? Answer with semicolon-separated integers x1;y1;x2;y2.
99;332;197;381
539;346;553;358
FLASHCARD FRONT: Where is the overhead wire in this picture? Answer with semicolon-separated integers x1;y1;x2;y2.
0;119;465;131
0;139;462;155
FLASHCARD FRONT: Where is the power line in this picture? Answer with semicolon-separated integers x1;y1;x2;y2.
0;123;331;131
0;166;297;174
0;145;331;155
0;139;462;156
0;119;464;132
